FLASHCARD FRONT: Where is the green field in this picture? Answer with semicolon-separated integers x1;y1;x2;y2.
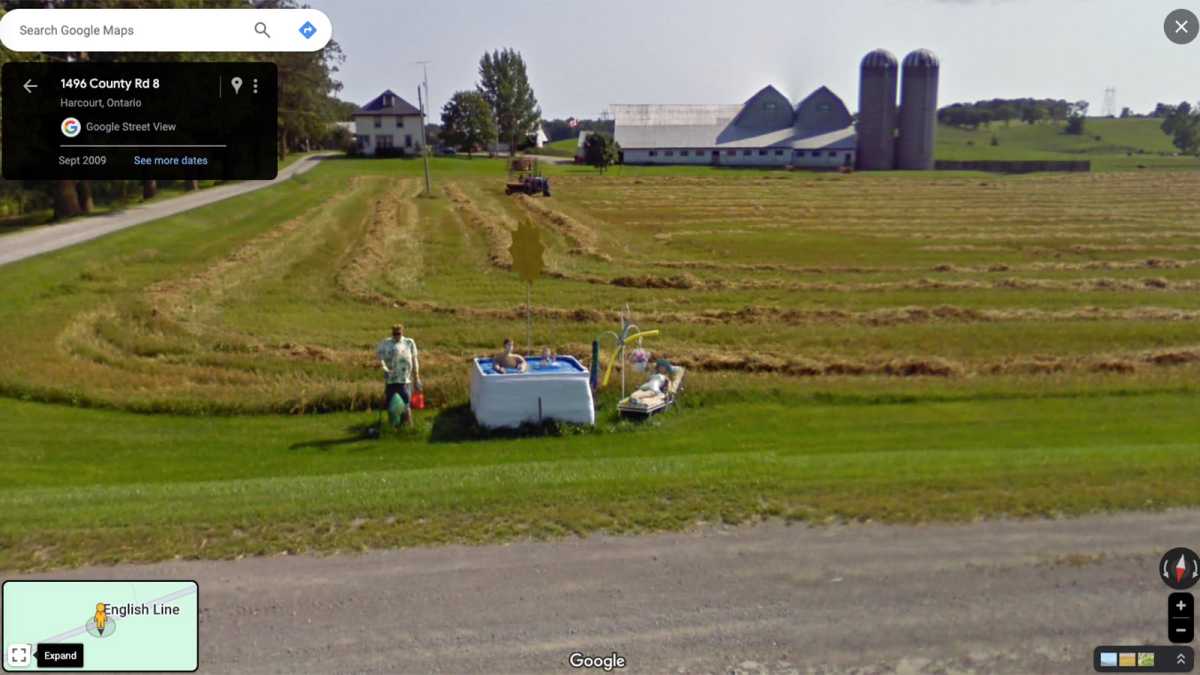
529;137;578;158
3;156;1200;570
936;118;1195;171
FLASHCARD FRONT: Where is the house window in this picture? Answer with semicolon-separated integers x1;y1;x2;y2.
383;95;392;107
355;135;368;148
774;150;783;156
374;117;382;129
742;150;752;156
649;150;657;157
794;150;805;157
828;151;837;157
680;150;688;157
758;149;768;156
376;135;393;149
665;150;674;157
405;134;413;148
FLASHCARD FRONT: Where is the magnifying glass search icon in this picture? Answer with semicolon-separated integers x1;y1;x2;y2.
254;21;270;38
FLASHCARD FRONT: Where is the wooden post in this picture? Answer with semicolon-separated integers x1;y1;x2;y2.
526;281;533;354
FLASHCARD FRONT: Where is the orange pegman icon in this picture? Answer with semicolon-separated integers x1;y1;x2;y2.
95;603;107;635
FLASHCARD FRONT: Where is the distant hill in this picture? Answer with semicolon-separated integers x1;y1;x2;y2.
935;118;1194;170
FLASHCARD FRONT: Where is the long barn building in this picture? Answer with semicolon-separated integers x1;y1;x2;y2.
612;85;857;168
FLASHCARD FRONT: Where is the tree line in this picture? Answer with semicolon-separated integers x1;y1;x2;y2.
439;48;540;157
437;48;620;171
937;98;1088;129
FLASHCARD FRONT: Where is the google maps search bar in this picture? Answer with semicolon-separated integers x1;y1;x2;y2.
0;8;332;52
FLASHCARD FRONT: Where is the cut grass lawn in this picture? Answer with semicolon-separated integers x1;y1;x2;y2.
3;389;1198;571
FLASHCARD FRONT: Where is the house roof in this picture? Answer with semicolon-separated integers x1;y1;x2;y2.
353;90;422;117
612;85;856;150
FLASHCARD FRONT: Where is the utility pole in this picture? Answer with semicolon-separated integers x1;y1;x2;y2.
415;60;433;196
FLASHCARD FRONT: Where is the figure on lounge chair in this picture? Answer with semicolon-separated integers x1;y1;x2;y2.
619;358;686;417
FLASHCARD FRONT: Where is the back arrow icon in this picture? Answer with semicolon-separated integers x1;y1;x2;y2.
23;79;37;93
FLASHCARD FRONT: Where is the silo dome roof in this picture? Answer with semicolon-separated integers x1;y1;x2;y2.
861;49;898;69
903;49;940;69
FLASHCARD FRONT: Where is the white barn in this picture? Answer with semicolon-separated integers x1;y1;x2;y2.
352;90;424;156
613;85;857;168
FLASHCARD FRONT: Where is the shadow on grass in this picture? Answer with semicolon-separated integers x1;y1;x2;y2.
429;404;602;444
288;420;381;451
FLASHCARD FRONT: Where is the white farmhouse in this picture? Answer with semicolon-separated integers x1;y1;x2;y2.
613;85;857;168
352;90;424;156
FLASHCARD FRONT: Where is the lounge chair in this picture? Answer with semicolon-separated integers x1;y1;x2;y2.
617;366;686;418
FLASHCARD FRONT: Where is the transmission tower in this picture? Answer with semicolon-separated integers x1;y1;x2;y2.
1103;87;1117;117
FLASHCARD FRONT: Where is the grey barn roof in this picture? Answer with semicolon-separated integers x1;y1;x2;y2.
613;85;856;151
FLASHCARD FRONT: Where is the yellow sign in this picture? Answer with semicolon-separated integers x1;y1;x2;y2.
509;221;544;283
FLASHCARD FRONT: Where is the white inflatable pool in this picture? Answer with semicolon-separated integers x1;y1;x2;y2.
469;356;596;428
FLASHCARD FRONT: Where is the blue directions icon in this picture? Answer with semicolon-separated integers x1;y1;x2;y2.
298;21;317;39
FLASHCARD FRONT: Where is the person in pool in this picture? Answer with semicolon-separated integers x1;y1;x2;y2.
493;338;528;374
630;358;673;402
538;346;558;368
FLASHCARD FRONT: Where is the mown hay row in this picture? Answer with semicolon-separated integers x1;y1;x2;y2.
651;257;1200;276
562;343;1200;380
444;182;512;269
337;179;422;304
513;195;613;261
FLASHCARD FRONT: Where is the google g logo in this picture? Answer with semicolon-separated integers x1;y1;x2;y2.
61;117;81;138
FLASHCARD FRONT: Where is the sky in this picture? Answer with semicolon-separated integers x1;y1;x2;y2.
305;0;1195;120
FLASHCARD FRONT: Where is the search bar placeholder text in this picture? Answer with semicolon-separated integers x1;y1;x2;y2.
0;8;332;52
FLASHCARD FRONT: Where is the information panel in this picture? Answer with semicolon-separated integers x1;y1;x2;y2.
2;62;276;180
3;580;198;672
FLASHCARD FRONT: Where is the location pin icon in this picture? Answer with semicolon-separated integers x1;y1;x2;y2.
231;77;243;94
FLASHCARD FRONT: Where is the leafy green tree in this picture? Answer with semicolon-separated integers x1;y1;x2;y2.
440;91;497;157
1162;102;1200;155
1065;114;1086;135
1120;107;1133;119
583;133;619;172
477;49;541;156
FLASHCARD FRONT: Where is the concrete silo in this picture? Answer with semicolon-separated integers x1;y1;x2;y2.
856;49;898;171
896;49;940;170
